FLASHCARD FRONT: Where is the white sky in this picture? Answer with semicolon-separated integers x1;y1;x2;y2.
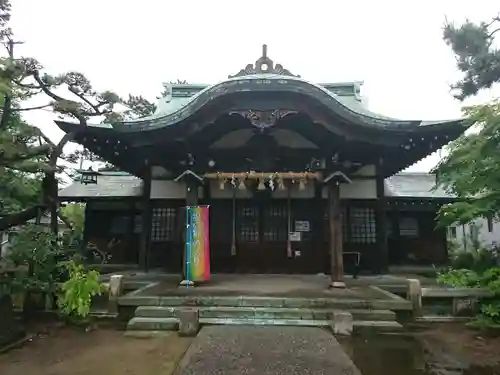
9;0;500;172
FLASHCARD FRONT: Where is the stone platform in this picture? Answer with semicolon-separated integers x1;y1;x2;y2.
119;274;410;335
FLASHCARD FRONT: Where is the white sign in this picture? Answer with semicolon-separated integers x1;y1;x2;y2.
289;232;301;242
295;220;310;232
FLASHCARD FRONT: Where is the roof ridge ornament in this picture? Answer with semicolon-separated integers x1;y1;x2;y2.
229;44;300;78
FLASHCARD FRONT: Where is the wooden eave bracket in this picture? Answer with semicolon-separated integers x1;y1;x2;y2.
173;169;204;183
323;171;352;184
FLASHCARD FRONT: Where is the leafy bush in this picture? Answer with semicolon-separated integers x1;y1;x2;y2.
57;260;105;320
437;268;480;287
451;247;498;272
437;266;500;325
5;225;65;294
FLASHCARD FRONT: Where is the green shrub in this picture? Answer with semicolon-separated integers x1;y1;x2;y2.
5;225;65;294
57;260;105;320
437;266;500;326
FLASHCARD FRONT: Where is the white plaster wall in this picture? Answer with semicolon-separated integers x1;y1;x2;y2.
151;166;172;179
450;218;500;249
150;180;203;199
321;178;377;199
149;174;376;200
353;165;376;177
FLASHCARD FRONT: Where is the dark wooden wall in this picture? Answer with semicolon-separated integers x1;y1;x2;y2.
83;198;448;272
387;210;447;266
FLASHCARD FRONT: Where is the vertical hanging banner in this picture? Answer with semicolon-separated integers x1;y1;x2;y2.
185;205;211;282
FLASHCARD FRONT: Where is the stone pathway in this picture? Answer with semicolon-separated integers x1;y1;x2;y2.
173;326;361;375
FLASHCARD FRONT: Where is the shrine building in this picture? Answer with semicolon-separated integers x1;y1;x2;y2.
57;45;464;286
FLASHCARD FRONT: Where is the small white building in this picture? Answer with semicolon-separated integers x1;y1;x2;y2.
447;217;499;251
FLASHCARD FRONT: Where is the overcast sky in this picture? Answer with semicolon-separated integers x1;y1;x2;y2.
9;0;500;172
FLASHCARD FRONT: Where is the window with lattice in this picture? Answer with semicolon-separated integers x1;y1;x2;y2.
349;207;376;243
237;205;259;242
263;204;287;242
151;207;176;242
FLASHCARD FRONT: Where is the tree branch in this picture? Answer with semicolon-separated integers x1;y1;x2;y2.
12;103;53;112
0;205;45;231
0;143;52;165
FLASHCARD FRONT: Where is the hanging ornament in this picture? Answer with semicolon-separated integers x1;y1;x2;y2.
219;178;226;190
230;174;237;188
278;178;285;190
268;175;275;191
257;179;266;190
231;187;237;256
238;178;246;190
299;179;306;190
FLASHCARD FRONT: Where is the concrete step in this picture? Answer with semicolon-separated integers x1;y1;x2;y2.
120;295;412;311
127;316;402;333
127;317;178;331
352;320;404;334
135;306;396;322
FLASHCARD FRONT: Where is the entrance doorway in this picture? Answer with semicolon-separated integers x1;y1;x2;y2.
209;198;319;273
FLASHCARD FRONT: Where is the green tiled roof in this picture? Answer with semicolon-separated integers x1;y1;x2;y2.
384;173;453;198
139;76;406;125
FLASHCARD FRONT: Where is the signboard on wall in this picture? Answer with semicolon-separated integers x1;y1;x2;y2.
289;232;301;242
185;206;211;282
295;220;310;232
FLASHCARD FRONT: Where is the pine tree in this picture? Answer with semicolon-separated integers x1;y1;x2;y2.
0;1;155;231
444;14;500;99
436;13;500;225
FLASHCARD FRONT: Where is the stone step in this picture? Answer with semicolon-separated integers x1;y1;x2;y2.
127;317;178;331
352;320;404;334
127;316;402;333
134;306;396;322
120;295;412;311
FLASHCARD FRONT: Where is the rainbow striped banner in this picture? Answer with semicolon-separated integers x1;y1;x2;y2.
185;205;211;282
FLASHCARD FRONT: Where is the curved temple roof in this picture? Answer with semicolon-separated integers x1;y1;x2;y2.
55;45;464;135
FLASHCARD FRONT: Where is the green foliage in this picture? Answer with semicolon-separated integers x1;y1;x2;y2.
436;102;500;226
4;224;64;293
451;247;498;272
437;268;480;287
0;108;47;214
443;16;500;100
60;203;85;238
438;229;500;326
57;260;104;319
438;266;500;325
0;169;42;213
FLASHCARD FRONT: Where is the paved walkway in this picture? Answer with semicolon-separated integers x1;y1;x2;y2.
173;326;362;375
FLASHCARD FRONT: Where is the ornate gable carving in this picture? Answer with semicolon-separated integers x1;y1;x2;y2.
229;44;300;78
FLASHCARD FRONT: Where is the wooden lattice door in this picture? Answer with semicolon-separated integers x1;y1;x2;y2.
261;201;289;272
236;201;260;272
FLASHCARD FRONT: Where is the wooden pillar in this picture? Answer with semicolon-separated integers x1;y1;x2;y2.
127;200;136;264
390;206;400;265
375;160;388;274
81;203;91;257
139;165;152;272
313;182;324;273
328;181;345;288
